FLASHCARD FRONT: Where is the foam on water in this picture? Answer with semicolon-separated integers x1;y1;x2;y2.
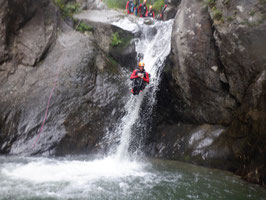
1;156;266;200
2;156;148;184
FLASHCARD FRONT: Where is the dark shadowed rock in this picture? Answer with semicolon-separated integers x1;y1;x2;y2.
163;0;180;21
0;0;8;64
145;123;235;169
168;0;237;124
209;0;266;103
221;70;266;185
75;10;137;68
151;0;266;186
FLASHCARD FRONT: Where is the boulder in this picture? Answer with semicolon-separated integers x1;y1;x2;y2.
167;0;237;125
145;123;235;169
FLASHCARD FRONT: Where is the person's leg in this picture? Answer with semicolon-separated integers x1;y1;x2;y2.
141;82;146;91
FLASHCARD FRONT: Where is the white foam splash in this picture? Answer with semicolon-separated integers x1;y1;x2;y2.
3;156;148;184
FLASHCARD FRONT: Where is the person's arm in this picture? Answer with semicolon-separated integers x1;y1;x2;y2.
130;70;138;79
126;1;129;10
152;11;155;18
145;10;148;17
138;4;142;13
143;72;149;83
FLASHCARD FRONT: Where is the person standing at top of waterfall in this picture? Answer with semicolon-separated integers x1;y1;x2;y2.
134;0;140;16
126;0;135;14
138;0;147;17
146;5;155;18
130;62;149;94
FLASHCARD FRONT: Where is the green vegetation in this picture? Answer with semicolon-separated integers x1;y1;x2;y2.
76;21;93;33
54;0;81;19
212;7;223;21
103;0;127;9
110;30;133;49
227;16;233;22
152;0;165;13
111;32;122;47
249;10;256;17
54;1;93;33
205;0;216;8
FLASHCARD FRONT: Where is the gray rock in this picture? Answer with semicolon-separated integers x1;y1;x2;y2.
222;70;266;185
0;0;130;155
15;2;57;66
168;0;237;125
145;123;233;169
0;0;8;64
163;0;180;21
152;0;266;186
209;0;266;103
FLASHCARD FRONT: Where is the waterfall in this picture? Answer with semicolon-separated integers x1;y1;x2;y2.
106;18;174;160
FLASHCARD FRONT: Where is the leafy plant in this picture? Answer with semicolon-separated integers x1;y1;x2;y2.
54;0;81;19
76;21;93;33
152;0;165;13
111;32;122;47
103;0;127;9
249;10;256;17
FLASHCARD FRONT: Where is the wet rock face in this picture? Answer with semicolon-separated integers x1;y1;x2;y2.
0;0;56;66
0;0;130;155
167;0;237;125
209;0;266;103
152;0;266;185
224;70;266;185
0;0;8;63
145;124;234;169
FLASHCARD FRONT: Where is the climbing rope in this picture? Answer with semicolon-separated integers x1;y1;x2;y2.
32;20;81;148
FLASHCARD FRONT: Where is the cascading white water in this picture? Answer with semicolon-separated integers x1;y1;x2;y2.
110;18;174;159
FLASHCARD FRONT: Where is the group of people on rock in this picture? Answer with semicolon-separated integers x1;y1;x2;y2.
126;0;167;20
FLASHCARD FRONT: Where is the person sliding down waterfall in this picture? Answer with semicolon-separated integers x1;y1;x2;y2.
130;62;150;95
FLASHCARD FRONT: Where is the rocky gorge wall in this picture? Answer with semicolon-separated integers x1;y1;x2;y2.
148;0;266;185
